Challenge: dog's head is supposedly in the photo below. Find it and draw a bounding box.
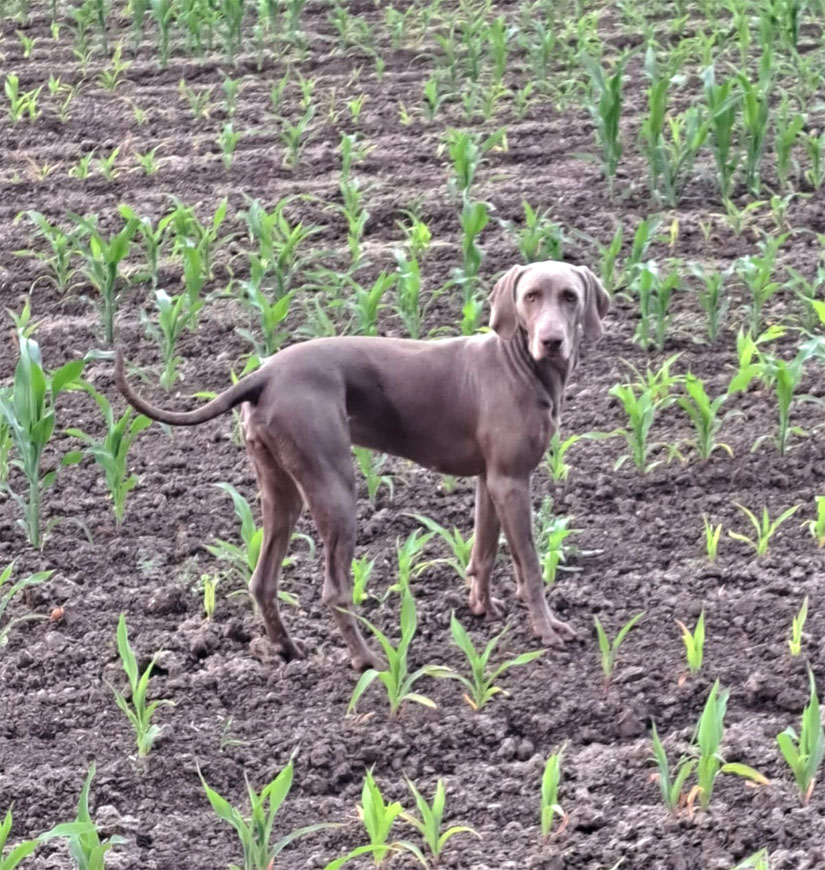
[488,261,610,366]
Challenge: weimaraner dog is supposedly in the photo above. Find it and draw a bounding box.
[116,261,609,670]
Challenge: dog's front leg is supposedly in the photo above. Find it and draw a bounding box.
[485,471,577,648]
[467,475,504,620]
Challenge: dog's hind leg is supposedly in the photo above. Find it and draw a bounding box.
[245,426,305,660]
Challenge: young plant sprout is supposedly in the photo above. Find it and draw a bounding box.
[650,721,696,813]
[776,670,824,805]
[110,613,174,757]
[447,613,543,711]
[594,612,644,691]
[401,778,479,862]
[540,744,567,839]
[728,503,800,558]
[703,514,722,563]
[677,610,705,677]
[348,583,450,716]
[788,597,808,657]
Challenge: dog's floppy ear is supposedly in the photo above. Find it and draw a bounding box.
[488,265,525,339]
[576,266,610,342]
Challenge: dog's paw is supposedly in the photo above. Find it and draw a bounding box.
[277,637,308,662]
[351,649,383,672]
[534,617,577,648]
[468,590,504,620]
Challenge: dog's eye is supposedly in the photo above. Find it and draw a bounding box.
[524,292,538,303]
[563,289,578,304]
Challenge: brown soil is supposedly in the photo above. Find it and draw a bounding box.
[1,2,824,870]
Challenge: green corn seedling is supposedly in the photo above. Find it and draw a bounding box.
[447,613,543,711]
[140,289,190,390]
[331,770,425,869]
[351,555,375,606]
[540,745,566,839]
[179,79,212,119]
[702,65,740,199]
[394,251,427,339]
[218,122,241,169]
[788,597,808,656]
[455,199,491,303]
[618,215,660,293]
[640,47,669,198]
[65,383,151,526]
[14,210,80,293]
[442,127,505,202]
[347,583,451,716]
[609,383,666,473]
[134,146,160,176]
[396,211,431,259]
[116,206,173,290]
[278,105,316,168]
[732,851,770,870]
[804,497,825,548]
[149,0,173,68]
[776,670,824,805]
[0,325,85,547]
[167,195,230,281]
[386,530,434,598]
[676,611,705,676]
[594,612,644,690]
[677,373,734,460]
[689,262,729,343]
[728,330,817,455]
[544,431,598,483]
[775,94,805,190]
[96,146,120,182]
[401,777,478,861]
[694,680,768,809]
[738,53,772,196]
[348,273,396,336]
[0,806,94,869]
[787,258,825,333]
[412,513,473,582]
[803,129,825,190]
[422,75,450,122]
[703,514,722,563]
[111,613,174,757]
[200,754,333,870]
[235,277,292,358]
[590,223,623,295]
[733,235,787,336]
[200,572,220,621]
[70,213,137,345]
[639,48,711,206]
[353,447,394,506]
[632,260,680,351]
[0,409,10,488]
[728,502,800,558]
[650,721,696,813]
[536,497,580,586]
[99,44,130,93]
[507,200,565,263]
[0,561,53,647]
[64,762,126,868]
[239,196,319,301]
[4,73,41,123]
[581,53,626,196]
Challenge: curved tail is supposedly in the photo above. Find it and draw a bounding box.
[114,349,266,426]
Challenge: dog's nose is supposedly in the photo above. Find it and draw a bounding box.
[542,337,563,354]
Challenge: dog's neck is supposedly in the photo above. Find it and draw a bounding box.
[503,328,570,415]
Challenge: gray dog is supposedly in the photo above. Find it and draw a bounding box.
[116,261,609,669]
